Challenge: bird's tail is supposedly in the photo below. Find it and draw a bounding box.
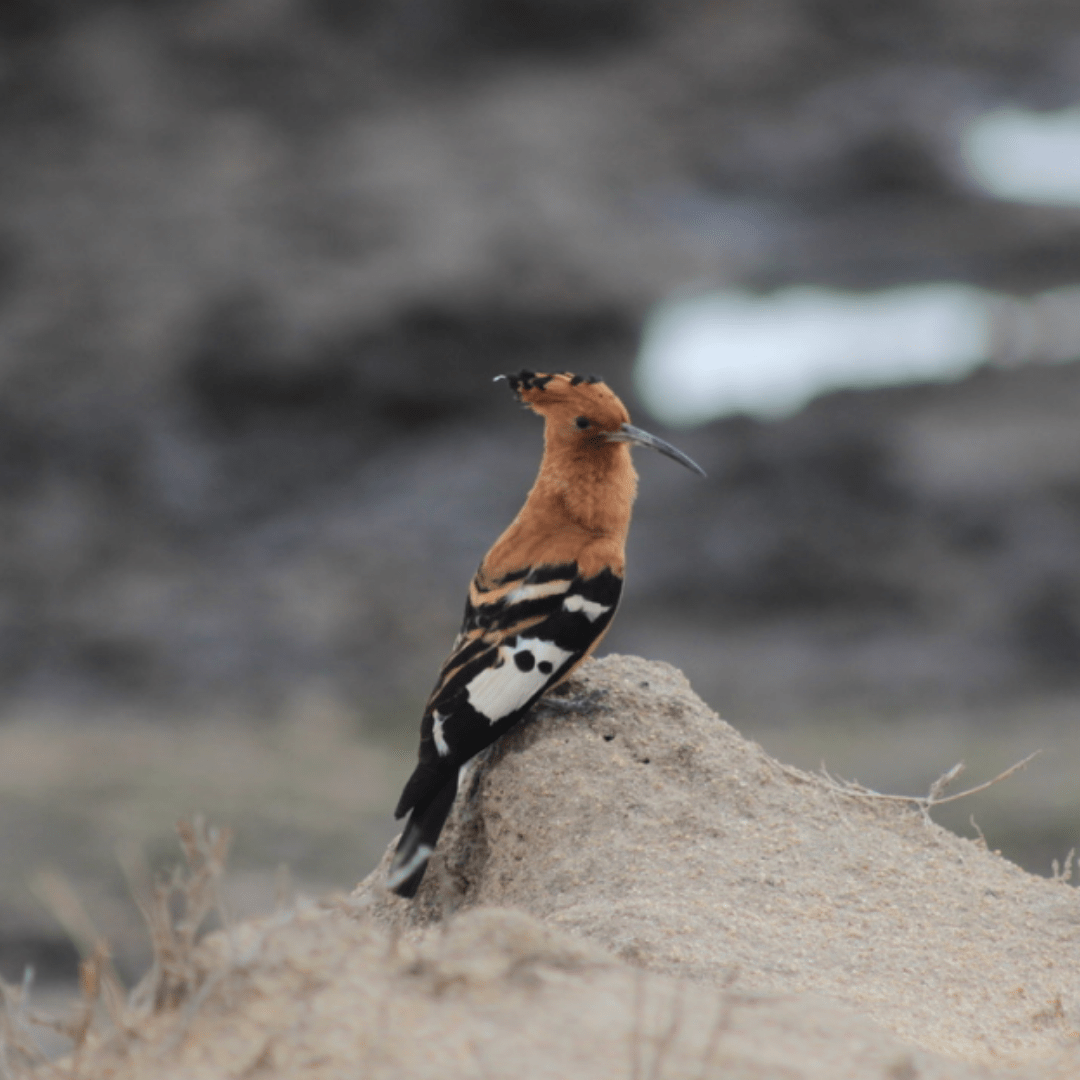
[386,776,458,898]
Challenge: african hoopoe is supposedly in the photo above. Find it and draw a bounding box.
[387,370,705,898]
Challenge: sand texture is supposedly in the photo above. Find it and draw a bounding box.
[24,656,1080,1079]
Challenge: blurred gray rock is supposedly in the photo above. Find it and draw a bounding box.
[1,0,1080,722]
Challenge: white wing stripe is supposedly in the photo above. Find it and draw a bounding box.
[563,594,612,622]
[432,711,450,756]
[507,579,573,604]
[465,637,574,723]
[387,844,433,891]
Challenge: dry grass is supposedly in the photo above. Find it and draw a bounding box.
[122,817,233,1015]
[3,655,1078,1080]
[776,751,1042,824]
[0,817,241,1078]
[750,700,1080,876]
[0,700,407,979]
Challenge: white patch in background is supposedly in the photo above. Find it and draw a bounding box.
[466,637,574,723]
[637,285,991,424]
[563,594,612,622]
[636,283,1080,425]
[964,105,1080,206]
[431,711,450,757]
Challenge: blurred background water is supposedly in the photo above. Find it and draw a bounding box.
[2,0,1080,1000]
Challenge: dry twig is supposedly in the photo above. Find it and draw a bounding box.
[1051,848,1076,884]
[0,967,49,1080]
[780,751,1041,825]
[125,815,233,1015]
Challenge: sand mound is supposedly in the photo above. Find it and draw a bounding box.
[360,656,1080,1066]
[31,903,1012,1080]
[28,656,1080,1079]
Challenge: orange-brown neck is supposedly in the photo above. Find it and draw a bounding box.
[535,429,638,534]
[482,431,638,580]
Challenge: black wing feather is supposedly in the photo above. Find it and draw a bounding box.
[388,563,619,895]
[392,564,621,820]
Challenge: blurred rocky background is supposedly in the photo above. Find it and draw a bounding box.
[2,0,1080,997]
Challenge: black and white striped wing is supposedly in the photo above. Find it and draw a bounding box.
[393,563,621,819]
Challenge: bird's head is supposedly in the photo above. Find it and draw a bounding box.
[495,370,705,476]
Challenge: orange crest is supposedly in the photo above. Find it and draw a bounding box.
[498,371,631,437]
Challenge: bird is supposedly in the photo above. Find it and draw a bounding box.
[387,370,705,898]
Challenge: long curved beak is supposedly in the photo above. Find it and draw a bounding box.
[607,423,706,476]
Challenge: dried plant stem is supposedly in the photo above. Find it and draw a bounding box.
[779,751,1040,824]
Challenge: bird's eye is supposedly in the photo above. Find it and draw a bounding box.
[574,416,591,429]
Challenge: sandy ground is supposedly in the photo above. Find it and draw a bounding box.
[5,655,1079,1079]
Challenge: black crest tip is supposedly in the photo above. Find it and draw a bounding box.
[497,369,552,393]
[496,370,604,394]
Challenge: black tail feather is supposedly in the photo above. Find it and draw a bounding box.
[387,775,459,898]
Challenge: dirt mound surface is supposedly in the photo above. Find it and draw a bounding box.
[26,656,1080,1079]
[358,656,1080,1067]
